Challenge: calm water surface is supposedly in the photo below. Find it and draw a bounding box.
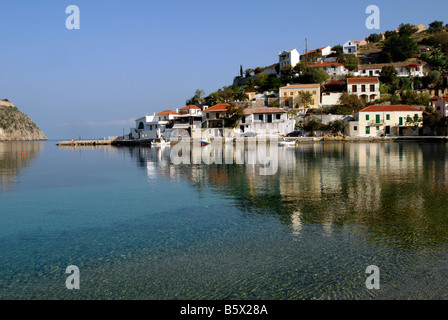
[1,141,448,300]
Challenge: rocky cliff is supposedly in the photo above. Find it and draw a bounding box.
[0,100,47,141]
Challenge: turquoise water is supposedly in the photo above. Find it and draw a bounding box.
[1,141,448,299]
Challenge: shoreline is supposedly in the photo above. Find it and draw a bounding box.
[53,135,448,147]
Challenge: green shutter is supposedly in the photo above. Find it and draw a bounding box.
[376,114,380,123]
[366,114,370,121]
[386,114,390,121]
[366,126,370,134]
[399,117,403,126]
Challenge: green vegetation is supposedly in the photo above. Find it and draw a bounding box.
[0,104,46,140]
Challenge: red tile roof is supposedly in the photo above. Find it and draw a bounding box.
[180,105,201,110]
[156,110,179,116]
[358,105,422,113]
[243,108,286,115]
[205,104,229,112]
[347,77,379,84]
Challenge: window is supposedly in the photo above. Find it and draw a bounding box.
[354,126,358,131]
[386,114,390,121]
[361,85,366,92]
[376,114,380,123]
[370,84,375,92]
[366,126,370,134]
[312,91,316,94]
[149,125,152,130]
[206,113,210,119]
[259,114,264,121]
[216,113,220,119]
[290,92,294,96]
[276,114,281,120]
[366,114,370,121]
[399,117,403,126]
[284,92,287,96]
[376,126,380,131]
[352,85,357,93]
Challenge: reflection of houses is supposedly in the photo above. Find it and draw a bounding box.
[236,107,295,136]
[347,77,380,102]
[345,105,423,137]
[132,110,179,140]
[278,84,321,109]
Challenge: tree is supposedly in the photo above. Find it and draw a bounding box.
[327,120,347,135]
[429,20,444,33]
[240,65,243,77]
[299,92,313,113]
[297,68,329,84]
[339,53,360,71]
[331,45,343,56]
[303,118,323,136]
[367,33,383,43]
[405,113,423,135]
[224,103,244,128]
[382,33,419,62]
[398,23,418,37]
[379,65,398,85]
[427,70,441,87]
[338,92,365,113]
[245,69,254,78]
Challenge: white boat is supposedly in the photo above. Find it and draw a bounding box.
[151,139,171,147]
[278,140,297,147]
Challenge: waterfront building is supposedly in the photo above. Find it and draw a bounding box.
[345,105,423,137]
[133,110,179,140]
[236,107,295,136]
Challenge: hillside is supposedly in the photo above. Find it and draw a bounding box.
[0,100,47,141]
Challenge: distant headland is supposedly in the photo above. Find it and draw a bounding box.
[0,100,47,141]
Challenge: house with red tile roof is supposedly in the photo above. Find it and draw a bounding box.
[347,77,380,102]
[237,107,295,136]
[133,110,180,140]
[346,105,423,137]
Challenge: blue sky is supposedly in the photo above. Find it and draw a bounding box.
[0,0,447,139]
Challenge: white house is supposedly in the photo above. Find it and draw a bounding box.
[308,61,349,77]
[237,107,295,136]
[279,49,301,69]
[347,77,380,102]
[435,96,448,118]
[346,105,423,137]
[395,64,425,77]
[134,110,180,140]
[343,41,357,55]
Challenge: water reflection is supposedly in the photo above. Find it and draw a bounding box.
[0,142,44,191]
[125,142,448,250]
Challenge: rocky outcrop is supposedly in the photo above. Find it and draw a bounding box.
[0,100,47,141]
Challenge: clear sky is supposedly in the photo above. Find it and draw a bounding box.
[1,0,447,139]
